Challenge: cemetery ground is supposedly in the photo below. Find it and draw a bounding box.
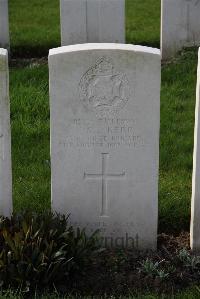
[11,44,195,235]
[9,46,198,299]
[5,0,200,297]
[9,0,160,58]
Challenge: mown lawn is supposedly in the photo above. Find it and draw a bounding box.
[5,0,200,297]
[159,48,197,232]
[9,0,60,57]
[10,61,50,212]
[9,0,160,57]
[126,0,160,47]
[10,48,197,232]
[9,0,194,232]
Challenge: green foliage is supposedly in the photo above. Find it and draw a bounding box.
[177,248,200,271]
[9,0,160,58]
[126,0,160,47]
[138,258,169,281]
[0,212,99,290]
[156,269,169,280]
[178,248,192,264]
[10,63,50,212]
[9,0,60,57]
[6,0,200,297]
[138,249,200,287]
[139,258,161,276]
[159,48,198,232]
[9,1,197,234]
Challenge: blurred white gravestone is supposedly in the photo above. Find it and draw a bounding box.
[161,0,200,60]
[190,48,200,251]
[0,0,9,50]
[49,44,161,249]
[0,49,12,216]
[60,0,125,46]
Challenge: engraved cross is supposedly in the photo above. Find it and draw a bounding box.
[84,153,125,217]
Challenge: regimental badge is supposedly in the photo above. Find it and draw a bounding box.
[79,57,130,117]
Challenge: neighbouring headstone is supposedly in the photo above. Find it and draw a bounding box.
[60,0,125,46]
[0,0,9,50]
[161,0,200,60]
[49,44,161,250]
[191,48,200,251]
[0,49,12,216]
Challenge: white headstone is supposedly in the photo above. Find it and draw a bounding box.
[0,0,9,50]
[49,44,161,250]
[60,0,125,46]
[190,48,200,251]
[161,0,200,60]
[0,49,12,217]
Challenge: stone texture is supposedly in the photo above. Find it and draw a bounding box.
[0,49,12,216]
[161,0,200,60]
[49,44,161,250]
[60,0,125,46]
[0,0,9,50]
[191,48,200,251]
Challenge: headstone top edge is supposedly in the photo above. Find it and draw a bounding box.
[49,43,161,57]
[0,49,8,57]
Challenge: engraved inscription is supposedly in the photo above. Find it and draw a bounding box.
[84,153,125,217]
[79,57,130,117]
[59,118,143,149]
[70,220,135,234]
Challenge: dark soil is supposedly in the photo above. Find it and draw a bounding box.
[10,57,48,68]
[63,232,200,296]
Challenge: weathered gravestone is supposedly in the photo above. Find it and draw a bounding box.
[190,48,200,251]
[0,0,9,50]
[161,0,200,60]
[49,44,161,249]
[60,0,125,46]
[0,49,12,216]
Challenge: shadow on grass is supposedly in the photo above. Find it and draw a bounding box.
[10,43,60,59]
[10,40,161,59]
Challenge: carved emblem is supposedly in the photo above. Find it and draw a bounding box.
[79,57,130,116]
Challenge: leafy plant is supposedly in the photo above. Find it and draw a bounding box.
[138,258,170,281]
[0,211,99,290]
[156,269,169,280]
[178,248,191,264]
[138,258,161,276]
[177,248,200,271]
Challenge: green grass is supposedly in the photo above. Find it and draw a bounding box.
[5,0,200,296]
[8,0,193,232]
[10,48,198,232]
[3,287,200,298]
[10,62,50,212]
[126,0,160,47]
[9,0,60,57]
[9,0,160,57]
[8,0,161,214]
[159,48,198,232]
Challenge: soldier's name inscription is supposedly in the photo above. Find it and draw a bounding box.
[59,118,144,149]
